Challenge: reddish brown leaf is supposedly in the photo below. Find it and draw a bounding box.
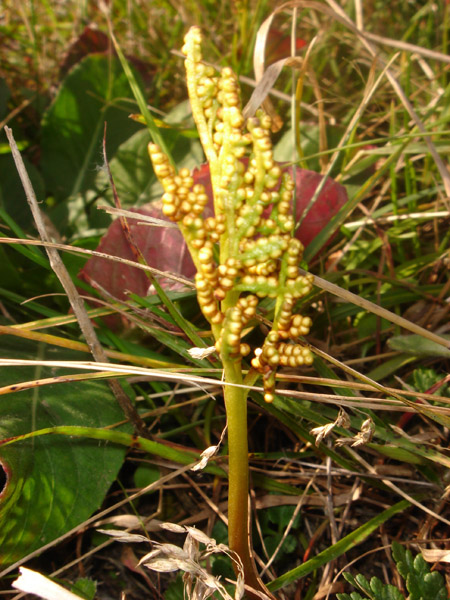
[60,25,155,84]
[78,205,195,302]
[265,28,307,64]
[286,166,348,249]
[60,26,110,76]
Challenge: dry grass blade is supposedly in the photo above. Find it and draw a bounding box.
[98,204,178,228]
[260,480,314,577]
[251,6,293,130]
[309,345,450,426]
[1,358,449,418]
[4,127,148,436]
[362,29,450,65]
[0,324,181,369]
[345,211,450,229]
[3,129,106,361]
[327,53,399,181]
[243,57,298,121]
[345,445,450,527]
[324,0,450,199]
[254,1,450,198]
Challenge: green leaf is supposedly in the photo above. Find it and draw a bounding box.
[108,27,172,161]
[366,354,417,382]
[0,208,49,269]
[95,128,155,207]
[133,463,160,491]
[388,335,450,358]
[368,576,404,600]
[353,573,373,596]
[337,574,367,600]
[70,578,97,600]
[340,572,405,600]
[0,154,45,230]
[0,337,129,567]
[94,103,203,207]
[40,54,142,202]
[392,542,448,600]
[412,368,449,396]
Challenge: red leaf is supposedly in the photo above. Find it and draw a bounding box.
[78,206,195,303]
[265,28,307,64]
[286,166,348,248]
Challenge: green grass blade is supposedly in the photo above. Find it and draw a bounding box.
[267,500,411,591]
[0,425,226,477]
[0,210,49,268]
[105,19,173,164]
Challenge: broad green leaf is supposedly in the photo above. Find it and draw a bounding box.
[95,128,156,207]
[94,102,203,207]
[0,337,129,567]
[365,576,405,600]
[40,54,142,203]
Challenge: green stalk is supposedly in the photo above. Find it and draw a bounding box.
[223,374,250,568]
[223,361,270,598]
[220,333,252,572]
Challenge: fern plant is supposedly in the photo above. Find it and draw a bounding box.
[148,26,314,599]
[337,542,449,600]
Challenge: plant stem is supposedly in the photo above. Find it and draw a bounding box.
[223,361,274,599]
[223,364,248,551]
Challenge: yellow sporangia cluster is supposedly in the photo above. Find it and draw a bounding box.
[148,27,314,402]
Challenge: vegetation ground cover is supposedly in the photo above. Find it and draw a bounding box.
[0,1,449,599]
